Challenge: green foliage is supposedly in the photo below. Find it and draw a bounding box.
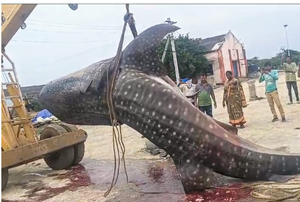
[284,49,300,63]
[157,34,211,80]
[248,49,300,69]
[30,98,43,112]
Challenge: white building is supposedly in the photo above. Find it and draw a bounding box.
[199,31,248,85]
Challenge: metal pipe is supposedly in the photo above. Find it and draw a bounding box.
[284,25,290,57]
[170,37,180,85]
[161,36,170,63]
[2,52,23,99]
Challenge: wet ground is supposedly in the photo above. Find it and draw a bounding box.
[2,158,255,202]
[2,73,300,202]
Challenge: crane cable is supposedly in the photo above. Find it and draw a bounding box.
[104,4,136,197]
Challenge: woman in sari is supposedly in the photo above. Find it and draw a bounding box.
[222,71,247,128]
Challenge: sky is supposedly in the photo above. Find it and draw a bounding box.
[3,4,300,86]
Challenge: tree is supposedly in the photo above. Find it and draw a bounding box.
[247,49,300,69]
[30,98,44,112]
[283,49,300,63]
[157,34,211,80]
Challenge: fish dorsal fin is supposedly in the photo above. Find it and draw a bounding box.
[120,23,180,76]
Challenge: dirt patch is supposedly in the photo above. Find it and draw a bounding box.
[2,164,91,202]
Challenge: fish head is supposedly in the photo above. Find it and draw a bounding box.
[38,57,116,125]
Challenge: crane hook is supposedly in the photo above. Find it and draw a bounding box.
[68,4,78,11]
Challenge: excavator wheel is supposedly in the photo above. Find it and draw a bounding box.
[59,123,85,165]
[2,168,8,191]
[40,124,75,170]
[1,147,8,191]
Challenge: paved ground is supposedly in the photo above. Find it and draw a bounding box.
[2,72,300,202]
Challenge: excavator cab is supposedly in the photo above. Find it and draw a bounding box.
[1,4,87,191]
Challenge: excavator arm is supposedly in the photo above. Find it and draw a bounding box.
[1,4,78,50]
[1,4,36,50]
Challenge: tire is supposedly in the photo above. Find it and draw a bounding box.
[73,143,85,165]
[40,124,75,170]
[59,123,85,165]
[2,168,8,191]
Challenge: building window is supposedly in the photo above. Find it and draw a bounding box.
[207,64,214,76]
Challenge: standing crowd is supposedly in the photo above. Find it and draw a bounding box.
[178,56,300,128]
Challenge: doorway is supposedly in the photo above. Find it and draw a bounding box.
[232,61,239,77]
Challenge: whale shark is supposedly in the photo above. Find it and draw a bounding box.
[39,23,300,193]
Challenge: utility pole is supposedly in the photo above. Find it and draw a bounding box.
[283,24,290,57]
[162,18,181,85]
[161,37,170,63]
[280,46,285,66]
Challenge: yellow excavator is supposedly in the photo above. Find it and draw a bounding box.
[1,4,87,191]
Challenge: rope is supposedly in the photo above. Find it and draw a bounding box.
[103,4,135,197]
[125,4,138,38]
[242,178,300,201]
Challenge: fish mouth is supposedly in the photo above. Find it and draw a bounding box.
[57,113,112,125]
[39,58,114,126]
[39,82,111,125]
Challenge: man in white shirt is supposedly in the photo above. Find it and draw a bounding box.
[178,75,199,105]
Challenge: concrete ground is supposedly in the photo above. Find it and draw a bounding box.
[2,72,300,202]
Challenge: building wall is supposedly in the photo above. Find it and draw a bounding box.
[203,51,219,85]
[220,32,247,78]
[203,32,247,85]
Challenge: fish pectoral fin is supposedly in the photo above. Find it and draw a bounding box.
[268,174,297,183]
[172,157,219,194]
[214,119,238,136]
[79,79,93,94]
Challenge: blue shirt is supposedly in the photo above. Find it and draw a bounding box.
[259,70,278,93]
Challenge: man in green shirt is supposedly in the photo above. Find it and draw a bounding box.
[194,74,217,117]
[283,56,299,104]
[259,62,286,122]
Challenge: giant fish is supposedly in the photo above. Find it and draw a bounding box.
[39,23,300,193]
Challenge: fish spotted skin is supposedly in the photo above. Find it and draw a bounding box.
[113,68,300,192]
[39,23,300,193]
